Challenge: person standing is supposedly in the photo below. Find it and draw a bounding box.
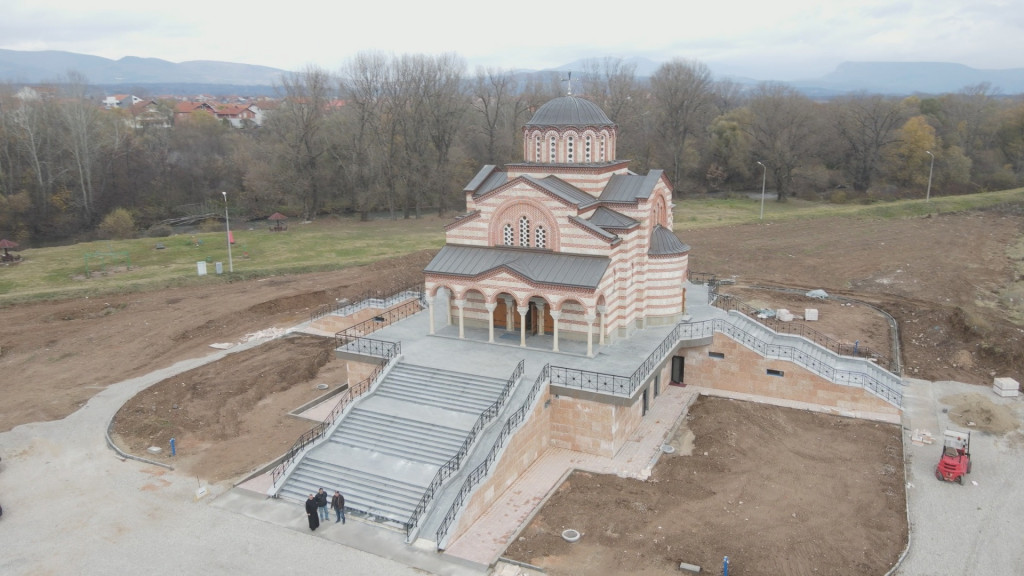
[331,490,346,524]
[316,488,329,521]
[304,494,320,531]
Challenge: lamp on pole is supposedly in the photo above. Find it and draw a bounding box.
[924,150,935,202]
[756,161,767,220]
[222,191,233,273]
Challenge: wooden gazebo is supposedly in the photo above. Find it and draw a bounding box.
[268,213,288,232]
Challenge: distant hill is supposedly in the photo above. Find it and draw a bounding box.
[544,58,1024,97]
[2,49,1022,97]
[789,62,1024,96]
[0,49,287,88]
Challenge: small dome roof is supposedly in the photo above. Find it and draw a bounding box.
[525,96,613,127]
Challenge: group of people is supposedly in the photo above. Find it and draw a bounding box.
[304,488,346,531]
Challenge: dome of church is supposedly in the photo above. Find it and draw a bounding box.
[525,96,613,127]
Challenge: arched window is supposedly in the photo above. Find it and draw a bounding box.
[534,135,541,161]
[549,136,556,162]
[600,135,606,161]
[567,136,574,163]
[503,223,514,246]
[519,216,530,247]
[585,135,592,162]
[535,225,547,249]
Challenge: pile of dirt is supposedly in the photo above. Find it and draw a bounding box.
[504,396,907,576]
[111,334,344,481]
[940,392,1020,435]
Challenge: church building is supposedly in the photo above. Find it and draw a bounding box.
[424,94,690,355]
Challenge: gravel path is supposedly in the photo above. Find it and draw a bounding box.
[896,379,1024,576]
[0,344,439,576]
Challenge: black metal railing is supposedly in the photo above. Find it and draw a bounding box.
[551,316,902,405]
[403,359,526,540]
[715,293,895,372]
[310,283,425,323]
[336,336,402,359]
[334,298,423,347]
[270,339,400,489]
[434,364,550,547]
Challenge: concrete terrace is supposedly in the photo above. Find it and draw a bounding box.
[245,281,901,564]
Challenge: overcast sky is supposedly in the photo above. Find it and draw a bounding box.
[3,0,1022,80]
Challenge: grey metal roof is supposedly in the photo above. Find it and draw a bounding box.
[424,245,610,289]
[599,170,665,203]
[524,176,598,207]
[569,216,618,242]
[524,96,614,127]
[649,225,691,256]
[464,165,499,192]
[466,165,508,197]
[587,206,639,230]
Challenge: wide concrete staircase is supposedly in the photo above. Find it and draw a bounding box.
[276,362,513,529]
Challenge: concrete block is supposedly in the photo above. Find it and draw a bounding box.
[805,308,819,321]
[993,377,1019,391]
[678,561,701,573]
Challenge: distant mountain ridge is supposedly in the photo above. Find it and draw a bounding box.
[1,49,1022,97]
[0,49,287,86]
[790,61,1024,95]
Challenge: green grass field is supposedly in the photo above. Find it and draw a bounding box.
[1,189,1022,306]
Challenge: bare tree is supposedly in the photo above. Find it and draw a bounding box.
[742,83,820,201]
[58,71,100,222]
[11,86,62,230]
[827,94,908,191]
[272,66,336,220]
[470,67,518,165]
[649,59,715,190]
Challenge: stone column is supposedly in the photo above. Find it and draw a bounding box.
[585,312,597,357]
[536,301,546,335]
[517,305,529,347]
[428,300,435,335]
[597,305,607,346]
[504,296,515,331]
[550,310,561,353]
[485,301,497,343]
[455,299,466,339]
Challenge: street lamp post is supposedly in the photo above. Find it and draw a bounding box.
[756,161,767,220]
[925,150,935,202]
[222,191,233,273]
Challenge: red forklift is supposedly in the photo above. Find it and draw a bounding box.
[935,429,972,484]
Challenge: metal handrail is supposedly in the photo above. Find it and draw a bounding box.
[270,339,400,489]
[403,360,526,540]
[550,317,902,405]
[310,283,425,323]
[714,293,895,372]
[334,298,423,347]
[435,364,549,547]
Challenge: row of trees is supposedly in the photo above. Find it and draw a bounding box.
[2,55,1024,243]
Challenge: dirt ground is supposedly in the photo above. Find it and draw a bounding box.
[503,396,907,576]
[1,207,1022,574]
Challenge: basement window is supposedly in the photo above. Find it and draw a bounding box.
[767,369,785,377]
[708,351,725,359]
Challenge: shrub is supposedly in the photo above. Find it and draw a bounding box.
[98,208,136,239]
[146,224,174,238]
[199,218,224,233]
